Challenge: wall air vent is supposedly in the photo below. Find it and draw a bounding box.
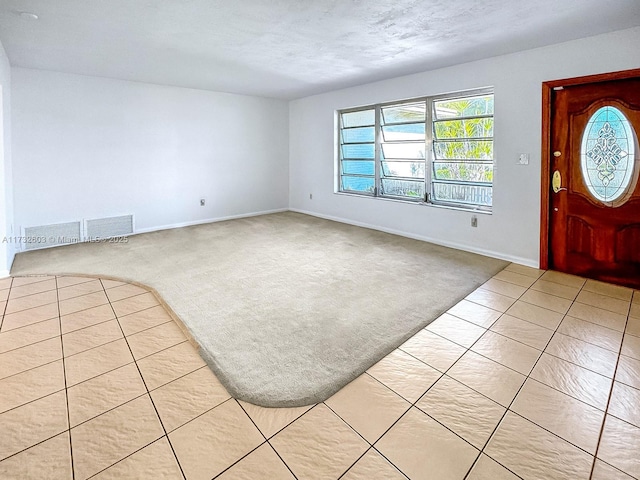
[21,215,134,252]
[23,221,82,251]
[85,215,134,240]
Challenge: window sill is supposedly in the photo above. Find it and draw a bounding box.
[333,191,493,215]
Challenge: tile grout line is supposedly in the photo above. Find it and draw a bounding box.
[0,355,64,383]
[0,387,67,418]
[106,290,156,307]
[4,269,635,478]
[324,287,522,477]
[467,273,622,480]
[420,284,617,438]
[65,335,186,369]
[54,276,76,480]
[335,270,536,479]
[472,268,637,476]
[227,399,301,480]
[0,277,14,331]
[8,284,59,301]
[0,432,67,465]
[55,277,98,289]
[144,363,209,396]
[2,278,53,301]
[457,269,543,479]
[122,325,186,358]
[9,275,56,287]
[61,314,117,335]
[473,290,627,355]
[98,277,189,480]
[587,297,634,480]
[546,318,623,352]
[3,294,60,316]
[363,368,435,405]
[71,391,150,431]
[113,302,167,321]
[496,271,540,287]
[68,363,223,432]
[3,285,152,323]
[119,318,175,339]
[127,338,190,365]
[161,396,234,434]
[426,328,536,377]
[462,269,586,477]
[65,383,228,476]
[6,270,450,476]
[56,289,154,323]
[205,444,273,480]
[59,318,178,362]
[499,270,580,294]
[323,272,533,480]
[64,358,137,390]
[322,400,412,479]
[433,307,624,388]
[1,312,60,333]
[376,375,493,477]
[52,340,202,416]
[537,348,618,383]
[0,320,130,362]
[16,278,196,477]
[353,373,437,479]
[84,437,174,480]
[0,317,63,347]
[512,297,571,316]
[507,268,636,306]
[337,447,410,480]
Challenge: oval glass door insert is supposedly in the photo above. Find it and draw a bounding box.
[580,106,636,205]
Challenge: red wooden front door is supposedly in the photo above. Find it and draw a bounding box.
[549,76,640,288]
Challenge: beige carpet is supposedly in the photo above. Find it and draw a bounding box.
[12,212,508,407]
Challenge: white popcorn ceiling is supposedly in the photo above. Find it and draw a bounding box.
[0,0,638,99]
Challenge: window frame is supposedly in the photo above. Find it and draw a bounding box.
[337,87,494,212]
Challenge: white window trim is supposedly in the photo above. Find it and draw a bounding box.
[336,87,494,212]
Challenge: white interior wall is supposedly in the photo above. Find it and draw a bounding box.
[289,27,640,266]
[0,41,13,275]
[11,69,289,241]
[8,27,640,269]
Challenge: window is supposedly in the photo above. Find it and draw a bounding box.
[580,105,637,206]
[338,89,494,210]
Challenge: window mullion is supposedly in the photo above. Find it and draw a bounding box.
[374,105,382,197]
[337,89,493,209]
[425,97,434,203]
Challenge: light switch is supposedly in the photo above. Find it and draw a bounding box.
[518,153,529,165]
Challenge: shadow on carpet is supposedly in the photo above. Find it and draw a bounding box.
[11,212,508,407]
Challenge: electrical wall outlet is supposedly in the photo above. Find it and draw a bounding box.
[471,215,478,227]
[309,193,313,200]
[200,198,205,206]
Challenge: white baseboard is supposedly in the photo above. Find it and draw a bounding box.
[12,207,539,270]
[134,208,289,235]
[289,208,538,268]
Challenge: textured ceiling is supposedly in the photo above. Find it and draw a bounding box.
[0,0,639,99]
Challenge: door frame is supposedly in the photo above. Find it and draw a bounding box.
[539,67,640,269]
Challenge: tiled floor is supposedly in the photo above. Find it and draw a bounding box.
[0,265,639,479]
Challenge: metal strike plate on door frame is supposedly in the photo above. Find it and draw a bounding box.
[552,170,567,193]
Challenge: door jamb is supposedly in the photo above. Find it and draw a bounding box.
[539,68,640,269]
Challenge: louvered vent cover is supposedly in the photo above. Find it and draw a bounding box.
[23,221,82,251]
[85,215,134,240]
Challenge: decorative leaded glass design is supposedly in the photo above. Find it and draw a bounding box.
[580,106,636,204]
